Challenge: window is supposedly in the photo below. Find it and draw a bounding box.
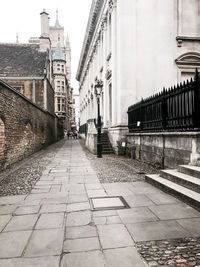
[62,65,64,73]
[57,81,61,92]
[62,81,65,92]
[62,99,65,112]
[57,98,61,111]
[57,64,60,72]
[13,86,23,94]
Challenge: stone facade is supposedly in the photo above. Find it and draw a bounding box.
[0,80,62,171]
[76,0,200,153]
[126,132,200,169]
[38,9,73,132]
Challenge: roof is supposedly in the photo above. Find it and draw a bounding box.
[0,43,47,77]
[55,9,61,27]
[52,42,65,61]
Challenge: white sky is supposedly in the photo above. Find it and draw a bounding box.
[0,0,92,93]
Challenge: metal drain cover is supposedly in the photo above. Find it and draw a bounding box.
[90,196,130,211]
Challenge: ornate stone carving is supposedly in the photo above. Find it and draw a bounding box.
[109,0,114,9]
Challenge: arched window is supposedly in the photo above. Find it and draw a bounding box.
[175,52,200,82]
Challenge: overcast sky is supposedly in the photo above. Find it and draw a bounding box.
[0,0,92,93]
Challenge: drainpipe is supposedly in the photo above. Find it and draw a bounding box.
[33,79,36,103]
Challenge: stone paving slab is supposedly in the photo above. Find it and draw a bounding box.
[85,183,103,190]
[97,224,134,249]
[24,228,64,257]
[14,205,40,215]
[149,203,200,220]
[176,217,200,236]
[65,225,97,239]
[117,207,158,224]
[0,214,11,232]
[68,194,88,203]
[104,247,147,267]
[0,256,60,267]
[40,203,66,213]
[0,205,16,215]
[41,197,67,205]
[35,212,65,229]
[63,236,100,252]
[87,189,107,198]
[67,202,90,212]
[3,214,38,232]
[145,191,180,205]
[123,195,155,207]
[60,250,106,267]
[0,195,25,205]
[66,210,91,227]
[106,189,134,196]
[126,220,190,242]
[0,230,32,258]
[93,210,118,217]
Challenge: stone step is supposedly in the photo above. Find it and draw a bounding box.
[145,174,200,211]
[102,151,114,154]
[102,149,113,152]
[160,169,200,193]
[178,165,200,179]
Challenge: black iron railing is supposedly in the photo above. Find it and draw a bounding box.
[79,123,88,135]
[128,69,200,132]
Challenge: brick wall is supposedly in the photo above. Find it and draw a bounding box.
[3,79,53,113]
[0,80,62,171]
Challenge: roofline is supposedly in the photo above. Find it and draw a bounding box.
[0,77,44,80]
[76,0,105,81]
[40,11,49,15]
[52,59,66,62]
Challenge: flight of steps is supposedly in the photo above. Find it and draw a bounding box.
[101,133,114,154]
[145,165,200,211]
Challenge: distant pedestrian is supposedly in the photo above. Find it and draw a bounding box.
[73,130,78,139]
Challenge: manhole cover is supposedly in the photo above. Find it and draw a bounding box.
[90,196,130,211]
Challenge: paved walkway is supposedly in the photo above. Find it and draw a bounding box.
[0,139,200,267]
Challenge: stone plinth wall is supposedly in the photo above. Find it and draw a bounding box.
[0,80,61,171]
[126,132,200,169]
[85,120,97,154]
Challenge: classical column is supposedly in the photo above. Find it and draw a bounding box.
[110,0,117,126]
[102,15,109,129]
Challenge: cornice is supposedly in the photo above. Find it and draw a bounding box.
[76,0,106,81]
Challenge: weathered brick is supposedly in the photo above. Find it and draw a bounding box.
[0,80,63,171]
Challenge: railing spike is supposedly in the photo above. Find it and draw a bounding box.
[194,68,199,81]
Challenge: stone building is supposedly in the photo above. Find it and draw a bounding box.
[73,93,80,131]
[0,43,54,115]
[36,9,73,131]
[76,0,200,154]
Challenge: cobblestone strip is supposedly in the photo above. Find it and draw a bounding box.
[0,139,65,196]
[79,139,158,183]
[136,237,200,267]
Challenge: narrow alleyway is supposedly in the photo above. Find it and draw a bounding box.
[0,139,199,267]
